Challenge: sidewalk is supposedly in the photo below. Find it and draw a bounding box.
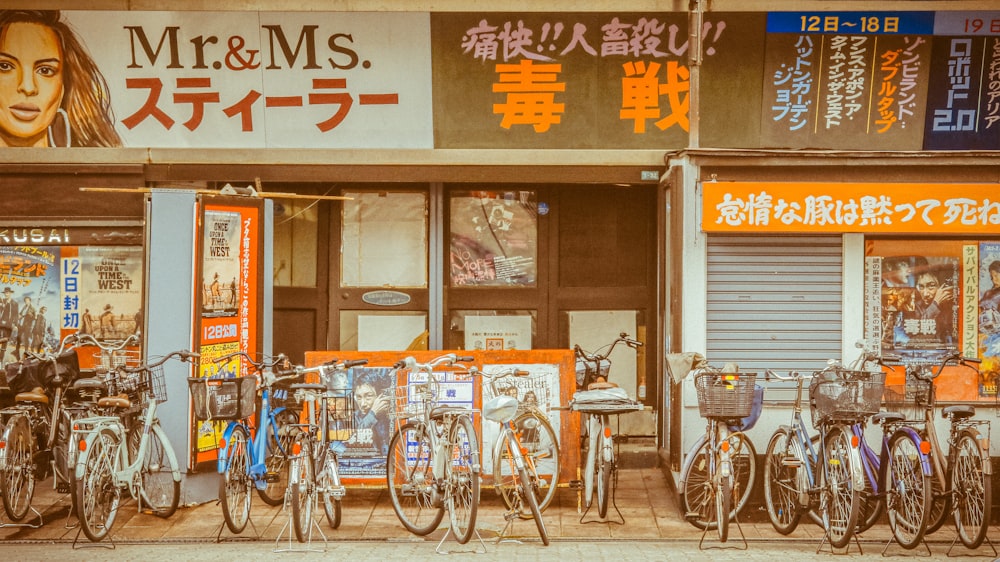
[1,466,998,558]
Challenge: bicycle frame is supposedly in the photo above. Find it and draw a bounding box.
[216,383,290,491]
[855,420,932,502]
[72,396,180,498]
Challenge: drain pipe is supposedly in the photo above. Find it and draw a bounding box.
[688,0,703,149]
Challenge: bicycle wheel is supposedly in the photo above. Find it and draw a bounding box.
[77,429,120,542]
[386,421,444,536]
[855,449,883,534]
[681,431,757,530]
[321,453,342,529]
[511,409,559,511]
[515,437,549,545]
[219,425,252,534]
[134,424,180,517]
[924,467,949,534]
[258,409,298,506]
[763,428,805,534]
[820,424,860,549]
[595,418,612,518]
[886,431,930,549]
[290,433,315,543]
[446,415,480,545]
[715,470,732,542]
[0,415,34,522]
[951,429,991,549]
[494,428,528,517]
[582,416,598,509]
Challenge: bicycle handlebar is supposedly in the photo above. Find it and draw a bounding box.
[573,332,643,361]
[212,350,290,371]
[908,352,981,381]
[124,349,199,373]
[394,353,472,372]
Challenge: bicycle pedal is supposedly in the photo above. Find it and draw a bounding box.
[568,479,582,490]
[264,471,280,483]
[781,457,802,468]
[56,482,70,494]
[684,511,700,521]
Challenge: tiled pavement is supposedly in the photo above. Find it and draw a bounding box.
[1,466,998,558]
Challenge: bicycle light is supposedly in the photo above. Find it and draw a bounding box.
[850,434,859,448]
[0,440,5,450]
[720,440,730,453]
[291,442,301,455]
[78,439,86,452]
[919,441,931,455]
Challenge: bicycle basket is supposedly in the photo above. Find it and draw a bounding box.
[92,349,140,375]
[809,370,885,427]
[116,365,168,404]
[694,371,757,420]
[188,376,256,420]
[394,383,432,419]
[881,374,932,422]
[575,357,610,390]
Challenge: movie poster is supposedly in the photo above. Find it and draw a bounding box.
[978,242,1000,397]
[0,247,61,363]
[77,246,143,341]
[202,210,240,318]
[339,366,395,477]
[880,255,959,357]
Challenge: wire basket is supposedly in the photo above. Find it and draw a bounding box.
[188,376,257,421]
[394,384,430,419]
[809,370,885,427]
[694,371,757,420]
[114,365,168,404]
[881,375,933,422]
[92,349,140,375]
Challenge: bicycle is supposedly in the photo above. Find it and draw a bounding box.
[188,351,306,535]
[885,352,993,552]
[71,348,198,542]
[831,349,933,551]
[477,366,551,545]
[762,362,874,550]
[0,333,90,524]
[385,353,481,546]
[285,357,368,543]
[677,370,761,535]
[681,367,757,544]
[570,333,644,521]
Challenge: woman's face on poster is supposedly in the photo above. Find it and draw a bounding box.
[0,21,65,147]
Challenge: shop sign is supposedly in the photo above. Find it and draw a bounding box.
[362,290,411,306]
[703,182,1000,235]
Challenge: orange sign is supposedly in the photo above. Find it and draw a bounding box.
[702,182,1000,234]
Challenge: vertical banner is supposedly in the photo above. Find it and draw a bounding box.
[978,242,1000,397]
[193,201,262,464]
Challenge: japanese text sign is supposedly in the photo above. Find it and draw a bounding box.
[703,182,1000,234]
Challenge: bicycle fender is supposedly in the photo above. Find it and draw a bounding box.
[150,424,181,480]
[216,422,241,474]
[848,436,865,490]
[893,426,933,476]
[0,414,32,468]
[677,433,709,488]
[966,428,992,475]
[73,424,121,481]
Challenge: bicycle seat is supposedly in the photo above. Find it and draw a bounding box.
[871,411,905,424]
[14,387,47,404]
[97,395,131,409]
[587,380,618,390]
[943,405,975,420]
[72,378,105,392]
[430,405,469,420]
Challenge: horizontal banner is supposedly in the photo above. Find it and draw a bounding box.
[702,181,1000,234]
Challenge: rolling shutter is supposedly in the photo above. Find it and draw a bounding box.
[706,235,843,374]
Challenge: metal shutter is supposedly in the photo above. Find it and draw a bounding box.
[706,235,843,374]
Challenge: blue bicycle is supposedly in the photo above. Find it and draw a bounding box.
[189,351,303,535]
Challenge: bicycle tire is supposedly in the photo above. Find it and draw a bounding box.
[135,424,180,517]
[258,409,298,506]
[582,415,598,509]
[446,415,480,545]
[290,433,314,543]
[716,471,732,542]
[820,424,860,549]
[855,446,883,534]
[596,419,612,518]
[321,453,342,529]
[77,429,121,542]
[219,425,252,534]
[494,427,528,518]
[514,433,549,546]
[681,431,758,530]
[0,414,34,522]
[924,468,949,534]
[386,421,444,536]
[886,430,930,549]
[951,429,990,549]
[763,428,805,535]
[510,409,560,512]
